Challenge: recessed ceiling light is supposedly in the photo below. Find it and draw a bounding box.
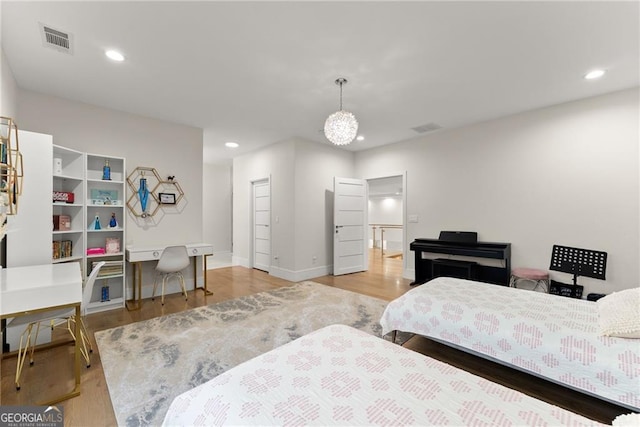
[356,135,365,141]
[584,69,606,80]
[105,50,125,61]
[225,142,239,148]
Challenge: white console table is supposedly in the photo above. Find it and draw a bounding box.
[0,262,83,404]
[125,243,214,310]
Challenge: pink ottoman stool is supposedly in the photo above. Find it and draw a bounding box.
[509,267,549,293]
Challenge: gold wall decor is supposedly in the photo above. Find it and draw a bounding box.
[127,167,187,220]
[126,166,161,218]
[0,116,23,215]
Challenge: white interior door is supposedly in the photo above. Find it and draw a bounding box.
[253,179,270,272]
[333,177,368,275]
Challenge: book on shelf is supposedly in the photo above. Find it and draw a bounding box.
[92,260,124,277]
[53,215,71,231]
[52,240,72,259]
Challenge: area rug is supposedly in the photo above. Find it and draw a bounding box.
[95,281,392,427]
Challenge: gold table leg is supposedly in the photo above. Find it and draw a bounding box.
[37,303,82,405]
[126,261,143,311]
[196,255,213,295]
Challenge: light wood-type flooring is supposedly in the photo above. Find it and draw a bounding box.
[0,250,629,425]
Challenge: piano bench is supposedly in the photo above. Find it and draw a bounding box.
[509,267,549,293]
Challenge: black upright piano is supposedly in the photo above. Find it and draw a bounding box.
[410,231,511,286]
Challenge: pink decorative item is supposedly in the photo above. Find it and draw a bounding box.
[87,247,106,255]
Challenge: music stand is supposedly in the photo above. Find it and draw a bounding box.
[549,245,607,286]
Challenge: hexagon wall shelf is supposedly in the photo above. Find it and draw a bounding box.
[126,166,161,218]
[153,179,184,205]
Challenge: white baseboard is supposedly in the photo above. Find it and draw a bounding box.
[404,268,415,282]
[206,251,233,269]
[269,265,331,282]
[232,255,250,268]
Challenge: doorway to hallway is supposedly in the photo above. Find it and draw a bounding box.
[367,174,405,273]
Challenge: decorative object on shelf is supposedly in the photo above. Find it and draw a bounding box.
[101,285,110,302]
[109,212,118,228]
[87,247,106,255]
[138,172,149,217]
[93,215,102,230]
[102,159,111,180]
[158,192,176,204]
[0,116,24,216]
[126,166,162,218]
[53,190,75,203]
[324,78,359,146]
[153,177,185,206]
[105,237,120,254]
[90,189,119,205]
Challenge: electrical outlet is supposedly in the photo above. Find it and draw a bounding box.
[408,214,419,223]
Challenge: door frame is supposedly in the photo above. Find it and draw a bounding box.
[365,171,408,272]
[249,176,271,272]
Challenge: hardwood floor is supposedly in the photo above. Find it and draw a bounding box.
[1,250,629,425]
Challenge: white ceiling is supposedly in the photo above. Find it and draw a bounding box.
[2,1,638,164]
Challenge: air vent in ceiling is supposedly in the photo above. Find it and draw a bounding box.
[39,23,73,54]
[411,122,442,134]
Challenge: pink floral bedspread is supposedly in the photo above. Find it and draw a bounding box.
[380,277,640,410]
[163,324,604,426]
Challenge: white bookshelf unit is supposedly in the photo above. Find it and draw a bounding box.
[85,153,126,313]
[52,145,85,265]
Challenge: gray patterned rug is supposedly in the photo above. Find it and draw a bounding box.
[95,281,392,427]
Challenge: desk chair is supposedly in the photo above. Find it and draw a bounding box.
[9,261,105,390]
[152,245,190,305]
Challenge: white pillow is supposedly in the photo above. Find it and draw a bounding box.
[613,412,640,426]
[597,287,640,338]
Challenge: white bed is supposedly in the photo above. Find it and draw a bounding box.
[163,324,605,426]
[379,276,640,411]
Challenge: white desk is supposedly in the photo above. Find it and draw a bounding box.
[125,243,213,310]
[0,262,83,404]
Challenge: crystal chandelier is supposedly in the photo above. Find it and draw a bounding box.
[324,78,358,146]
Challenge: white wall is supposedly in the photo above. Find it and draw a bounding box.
[233,138,355,281]
[233,139,295,270]
[203,161,232,262]
[0,47,18,119]
[293,140,354,277]
[17,89,205,295]
[355,88,639,295]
